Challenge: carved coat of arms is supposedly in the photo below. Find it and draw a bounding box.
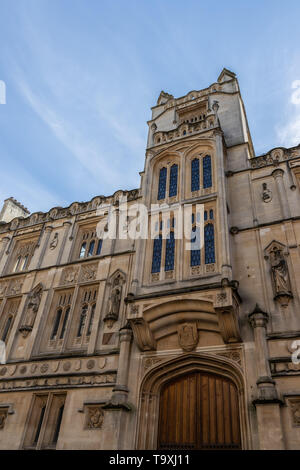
[177,322,198,352]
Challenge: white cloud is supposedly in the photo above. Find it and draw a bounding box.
[276,80,300,148]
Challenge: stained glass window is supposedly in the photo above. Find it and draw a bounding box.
[165,232,175,271]
[151,235,162,273]
[191,158,200,192]
[169,164,178,197]
[209,209,214,220]
[157,167,167,200]
[190,226,201,266]
[203,155,212,188]
[205,223,215,264]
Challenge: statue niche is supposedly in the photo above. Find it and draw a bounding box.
[104,272,125,328]
[265,242,293,307]
[19,283,43,337]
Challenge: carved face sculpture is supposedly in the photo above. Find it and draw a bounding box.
[88,407,104,429]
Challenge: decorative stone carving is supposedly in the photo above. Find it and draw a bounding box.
[165,270,174,280]
[191,266,201,275]
[8,279,23,295]
[49,232,59,249]
[0,408,8,429]
[217,350,242,367]
[288,399,300,426]
[104,272,125,328]
[265,241,293,307]
[214,289,241,343]
[262,182,272,203]
[143,357,164,371]
[177,322,198,352]
[61,266,79,285]
[19,283,43,337]
[130,318,156,351]
[80,263,97,282]
[86,406,104,429]
[130,304,139,315]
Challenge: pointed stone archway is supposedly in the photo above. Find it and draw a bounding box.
[135,353,250,449]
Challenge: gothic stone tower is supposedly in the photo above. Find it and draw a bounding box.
[0,69,300,450]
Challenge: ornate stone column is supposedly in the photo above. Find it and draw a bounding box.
[272,169,290,220]
[248,304,284,449]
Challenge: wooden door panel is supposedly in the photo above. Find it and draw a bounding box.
[158,371,241,450]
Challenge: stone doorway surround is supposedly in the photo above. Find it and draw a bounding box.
[135,352,251,449]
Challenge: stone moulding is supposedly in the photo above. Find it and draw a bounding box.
[0,189,140,234]
[0,372,117,393]
[249,146,300,169]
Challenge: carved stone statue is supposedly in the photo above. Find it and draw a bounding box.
[104,274,124,328]
[50,233,59,250]
[270,247,291,294]
[19,283,43,337]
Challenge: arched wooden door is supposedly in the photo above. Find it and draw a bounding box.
[158,371,241,450]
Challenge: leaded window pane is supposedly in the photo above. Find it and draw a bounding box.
[157,167,167,200]
[151,235,162,273]
[169,164,178,197]
[205,223,215,264]
[203,155,212,188]
[165,232,175,271]
[191,158,200,192]
[190,227,201,267]
[96,239,102,255]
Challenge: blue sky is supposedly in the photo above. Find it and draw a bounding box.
[0,0,300,213]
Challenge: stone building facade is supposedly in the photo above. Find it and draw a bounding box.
[0,68,300,450]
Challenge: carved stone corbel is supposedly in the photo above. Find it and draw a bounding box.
[129,318,156,351]
[214,289,241,343]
